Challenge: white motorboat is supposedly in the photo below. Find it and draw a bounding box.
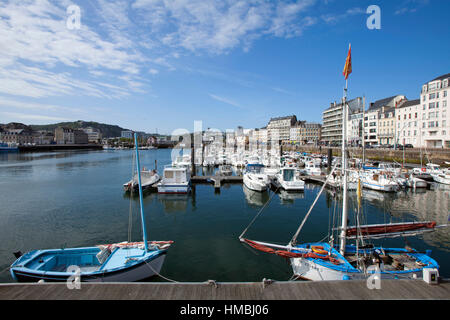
[304,160,322,176]
[157,165,191,194]
[218,164,233,176]
[431,168,450,185]
[361,170,398,192]
[124,168,160,192]
[243,164,270,192]
[398,172,428,189]
[271,167,305,192]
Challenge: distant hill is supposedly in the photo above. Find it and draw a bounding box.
[29,120,130,138]
[0,122,34,132]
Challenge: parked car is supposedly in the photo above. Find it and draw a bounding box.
[404,144,414,149]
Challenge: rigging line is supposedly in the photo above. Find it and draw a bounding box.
[239,186,280,240]
[289,162,339,247]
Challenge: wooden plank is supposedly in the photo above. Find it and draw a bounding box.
[0,280,449,300]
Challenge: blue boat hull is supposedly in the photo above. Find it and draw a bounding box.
[10,246,167,283]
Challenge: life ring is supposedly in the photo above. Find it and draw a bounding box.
[311,246,328,255]
[421,168,426,172]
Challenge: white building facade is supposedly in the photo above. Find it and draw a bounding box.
[420,73,450,148]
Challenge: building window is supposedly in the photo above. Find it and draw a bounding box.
[444,91,448,97]
[429,102,435,109]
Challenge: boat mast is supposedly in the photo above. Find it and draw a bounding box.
[362,95,366,164]
[339,69,350,256]
[134,132,149,252]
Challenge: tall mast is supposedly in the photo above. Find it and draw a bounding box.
[339,43,352,256]
[134,132,149,252]
[339,80,349,255]
[362,95,366,164]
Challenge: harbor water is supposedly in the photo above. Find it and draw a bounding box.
[0,149,449,283]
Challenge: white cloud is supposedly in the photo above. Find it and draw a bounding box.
[133,0,318,54]
[209,94,242,108]
[321,7,365,24]
[0,111,71,122]
[0,0,146,99]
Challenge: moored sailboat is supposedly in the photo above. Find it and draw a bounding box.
[10,133,173,282]
[239,44,445,282]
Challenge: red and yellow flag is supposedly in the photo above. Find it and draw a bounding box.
[343,44,352,80]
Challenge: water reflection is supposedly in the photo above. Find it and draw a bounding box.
[278,189,305,206]
[243,185,270,207]
[158,194,190,213]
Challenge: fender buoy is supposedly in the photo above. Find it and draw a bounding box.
[311,246,328,255]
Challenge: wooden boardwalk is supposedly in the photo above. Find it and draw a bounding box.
[0,280,449,300]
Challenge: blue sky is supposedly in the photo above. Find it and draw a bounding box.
[0,0,449,135]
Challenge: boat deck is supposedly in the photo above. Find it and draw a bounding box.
[0,279,449,300]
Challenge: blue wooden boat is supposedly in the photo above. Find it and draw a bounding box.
[10,133,173,282]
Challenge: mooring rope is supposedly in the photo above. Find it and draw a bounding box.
[0,266,10,274]
[143,259,179,283]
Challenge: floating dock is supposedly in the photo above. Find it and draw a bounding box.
[0,279,448,300]
[192,176,243,189]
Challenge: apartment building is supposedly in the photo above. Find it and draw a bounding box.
[55,127,88,144]
[267,115,297,143]
[322,97,363,146]
[364,95,406,146]
[378,106,396,145]
[395,99,421,147]
[420,73,450,148]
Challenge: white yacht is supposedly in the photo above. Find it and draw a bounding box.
[157,165,191,194]
[243,164,270,192]
[271,167,305,192]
